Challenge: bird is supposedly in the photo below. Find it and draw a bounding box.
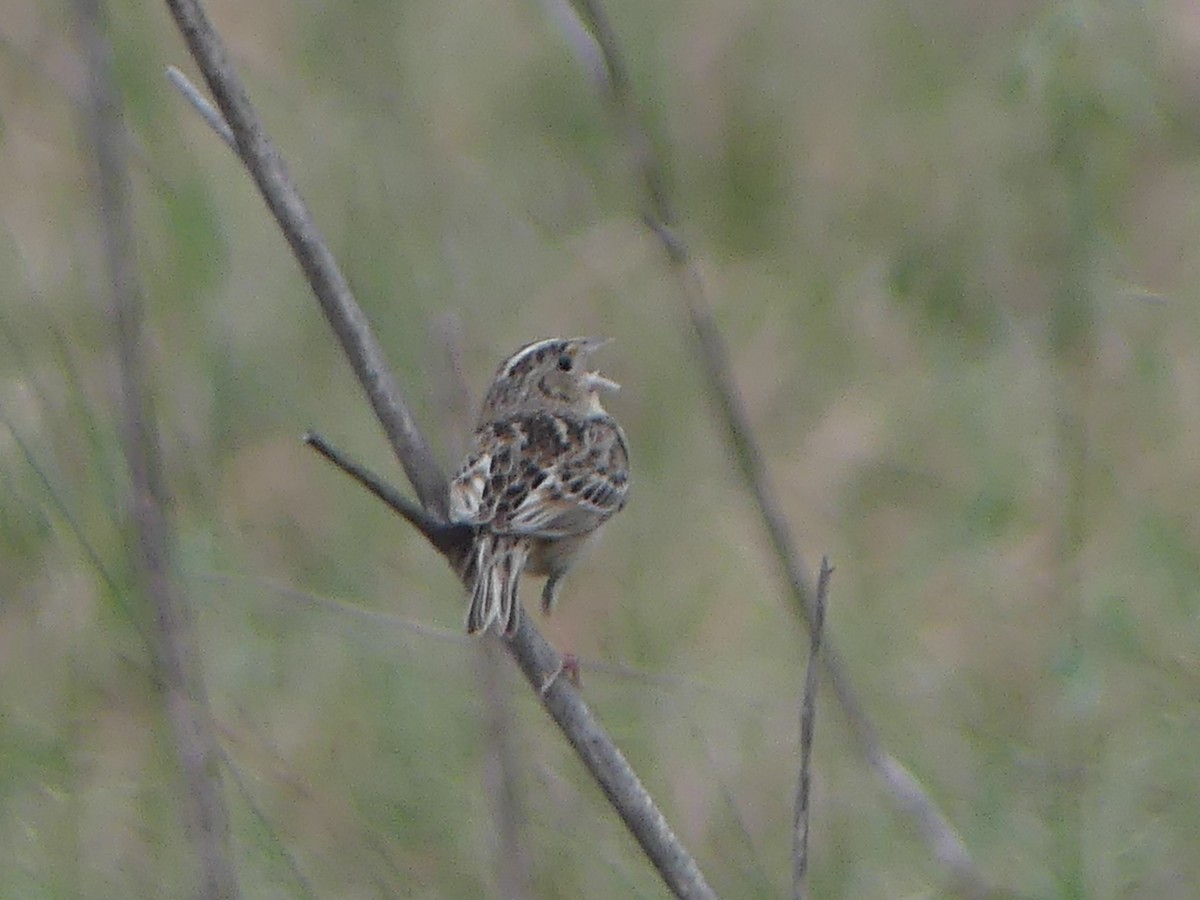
[448,337,630,636]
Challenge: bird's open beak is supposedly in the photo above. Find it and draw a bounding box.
[578,336,613,355]
[585,372,620,393]
[578,337,619,392]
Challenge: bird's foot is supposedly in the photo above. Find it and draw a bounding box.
[537,652,582,696]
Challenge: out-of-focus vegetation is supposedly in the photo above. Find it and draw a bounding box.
[3,0,1200,896]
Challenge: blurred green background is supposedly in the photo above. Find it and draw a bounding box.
[3,0,1200,896]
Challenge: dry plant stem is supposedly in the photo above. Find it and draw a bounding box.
[301,435,715,897]
[200,571,472,645]
[0,407,145,634]
[217,743,318,900]
[562,0,992,896]
[166,64,234,149]
[164,0,448,518]
[436,323,534,898]
[303,431,469,556]
[163,4,716,895]
[508,616,716,899]
[793,559,832,900]
[76,0,239,896]
[478,636,535,900]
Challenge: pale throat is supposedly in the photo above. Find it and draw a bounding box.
[585,391,607,415]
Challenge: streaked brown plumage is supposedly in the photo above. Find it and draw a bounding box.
[449,338,629,636]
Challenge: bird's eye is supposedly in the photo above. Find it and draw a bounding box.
[557,354,574,372]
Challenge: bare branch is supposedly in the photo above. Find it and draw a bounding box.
[303,431,471,559]
[558,0,994,896]
[163,2,716,895]
[299,441,715,895]
[794,559,832,900]
[162,3,448,516]
[508,615,717,899]
[166,65,235,149]
[429,319,536,898]
[478,635,535,900]
[76,0,238,896]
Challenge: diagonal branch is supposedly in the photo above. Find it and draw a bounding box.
[164,0,447,517]
[794,558,832,900]
[432,319,535,899]
[76,0,238,896]
[302,430,470,557]
[162,5,716,896]
[559,0,994,896]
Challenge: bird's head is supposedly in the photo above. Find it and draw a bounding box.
[483,337,619,418]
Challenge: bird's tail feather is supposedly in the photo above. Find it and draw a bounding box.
[465,534,527,636]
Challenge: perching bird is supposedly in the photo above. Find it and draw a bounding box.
[449,337,630,636]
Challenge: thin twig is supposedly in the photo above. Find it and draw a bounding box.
[302,430,471,557]
[558,1,993,896]
[200,570,792,718]
[161,46,448,517]
[0,407,143,634]
[433,320,536,899]
[689,722,775,896]
[216,718,413,893]
[506,613,716,898]
[217,744,319,900]
[196,571,475,644]
[578,658,787,714]
[478,635,535,900]
[794,559,832,900]
[163,4,716,895]
[0,270,119,517]
[166,64,235,149]
[76,0,239,896]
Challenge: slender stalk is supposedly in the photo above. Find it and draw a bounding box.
[162,6,716,895]
[793,559,832,900]
[478,636,535,899]
[165,0,448,517]
[76,0,239,895]
[559,0,993,895]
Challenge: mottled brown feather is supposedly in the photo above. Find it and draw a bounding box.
[449,411,629,634]
[452,412,628,534]
[449,337,629,636]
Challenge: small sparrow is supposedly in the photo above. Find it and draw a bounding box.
[449,337,630,636]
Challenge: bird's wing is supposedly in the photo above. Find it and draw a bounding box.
[449,411,629,539]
